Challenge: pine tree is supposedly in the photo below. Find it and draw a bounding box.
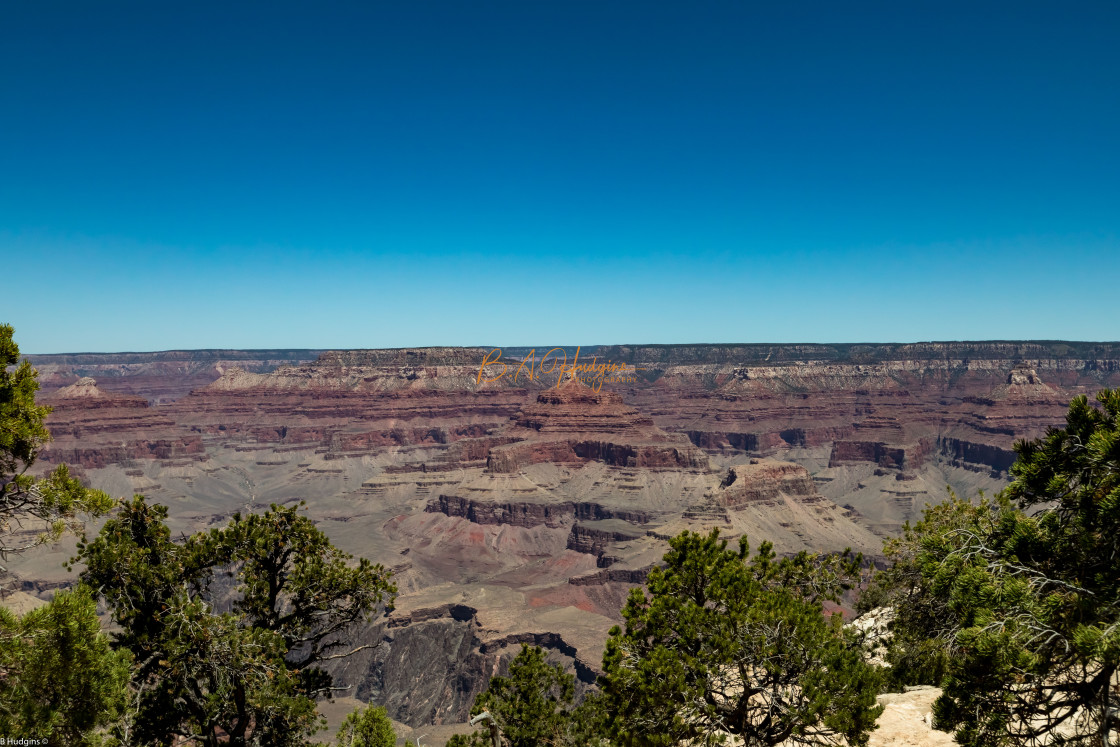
[936,390,1120,747]
[0,323,112,575]
[77,496,397,747]
[335,703,397,747]
[857,488,997,688]
[883,390,1120,747]
[601,529,882,747]
[454,644,578,747]
[0,586,132,744]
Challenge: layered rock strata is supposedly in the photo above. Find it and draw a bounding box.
[15,341,1120,735]
[485,378,709,473]
[28,350,322,403]
[40,379,204,468]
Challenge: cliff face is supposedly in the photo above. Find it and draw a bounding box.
[429,494,574,529]
[485,439,708,472]
[717,461,818,508]
[512,384,655,433]
[163,384,527,471]
[426,495,651,529]
[327,603,598,726]
[202,347,516,394]
[626,355,1112,481]
[566,523,646,565]
[828,439,935,470]
[937,437,1018,475]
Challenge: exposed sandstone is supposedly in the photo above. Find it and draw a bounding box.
[871,687,956,747]
[829,439,934,470]
[513,383,655,434]
[717,460,818,508]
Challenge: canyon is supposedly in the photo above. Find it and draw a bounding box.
[10,341,1120,741]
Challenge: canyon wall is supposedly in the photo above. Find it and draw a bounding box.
[12,341,1120,733]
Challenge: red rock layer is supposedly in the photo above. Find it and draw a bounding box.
[513,383,656,435]
[40,379,204,469]
[828,439,934,470]
[36,346,1120,477]
[484,378,709,473]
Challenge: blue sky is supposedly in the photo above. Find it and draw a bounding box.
[2,1,1117,353]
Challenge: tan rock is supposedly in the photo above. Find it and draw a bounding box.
[871,687,955,747]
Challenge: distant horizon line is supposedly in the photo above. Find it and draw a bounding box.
[22,339,1120,357]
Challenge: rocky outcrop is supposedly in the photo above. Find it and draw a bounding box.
[329,424,494,452]
[478,632,599,685]
[41,441,205,469]
[848,606,896,668]
[572,503,653,523]
[385,603,479,628]
[830,441,907,469]
[342,614,491,725]
[513,384,654,433]
[568,567,652,586]
[828,439,934,470]
[686,430,762,452]
[428,495,574,529]
[716,460,819,508]
[937,437,1018,475]
[17,578,74,595]
[428,496,654,533]
[485,439,707,472]
[328,604,597,727]
[485,441,584,472]
[1001,365,1062,400]
[566,523,646,561]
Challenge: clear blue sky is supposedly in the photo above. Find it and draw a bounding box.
[2,1,1117,353]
